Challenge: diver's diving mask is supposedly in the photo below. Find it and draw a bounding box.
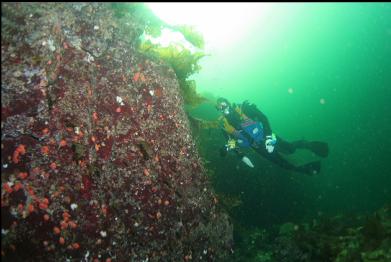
[218,102,230,115]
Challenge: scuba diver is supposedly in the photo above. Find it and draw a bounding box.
[216,97,329,175]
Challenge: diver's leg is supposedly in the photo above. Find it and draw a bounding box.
[276,136,329,158]
[275,136,296,154]
[254,147,321,175]
[290,140,329,158]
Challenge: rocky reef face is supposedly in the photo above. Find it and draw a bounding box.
[230,204,391,262]
[1,3,232,261]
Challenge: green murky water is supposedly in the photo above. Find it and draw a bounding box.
[188,3,391,227]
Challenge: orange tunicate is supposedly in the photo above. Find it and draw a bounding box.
[116,107,121,113]
[143,168,150,176]
[43,214,50,221]
[60,221,68,230]
[12,144,26,163]
[72,243,80,249]
[95,144,100,151]
[42,198,49,205]
[101,205,108,216]
[28,204,35,213]
[39,202,48,210]
[31,167,40,175]
[64,196,71,204]
[13,182,23,191]
[68,221,77,229]
[50,162,57,170]
[213,197,219,204]
[53,227,61,234]
[49,138,56,145]
[106,258,112,262]
[17,204,24,213]
[3,183,13,193]
[59,237,65,245]
[42,128,49,135]
[62,211,71,221]
[156,211,162,220]
[78,160,86,168]
[18,172,28,180]
[164,200,170,206]
[17,144,26,154]
[52,191,60,198]
[155,87,163,97]
[59,140,67,147]
[91,136,96,143]
[27,186,35,196]
[133,72,140,82]
[41,146,49,155]
[93,112,98,121]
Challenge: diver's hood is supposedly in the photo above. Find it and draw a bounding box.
[216,98,231,115]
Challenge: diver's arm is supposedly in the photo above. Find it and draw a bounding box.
[219,129,230,157]
[219,132,255,168]
[221,128,230,140]
[233,148,244,158]
[234,148,254,168]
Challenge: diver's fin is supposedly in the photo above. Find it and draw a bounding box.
[297,160,321,175]
[307,141,329,158]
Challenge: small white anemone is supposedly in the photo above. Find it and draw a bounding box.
[116,96,125,106]
[70,203,78,210]
[48,39,55,52]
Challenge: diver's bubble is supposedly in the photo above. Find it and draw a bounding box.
[288,88,294,94]
[320,98,326,104]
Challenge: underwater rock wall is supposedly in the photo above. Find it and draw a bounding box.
[230,204,391,262]
[1,3,232,261]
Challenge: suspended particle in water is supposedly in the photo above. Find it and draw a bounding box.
[320,98,326,105]
[288,88,294,94]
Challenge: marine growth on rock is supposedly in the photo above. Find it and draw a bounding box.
[1,3,233,261]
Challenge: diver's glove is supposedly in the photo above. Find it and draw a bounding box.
[242,156,254,168]
[226,138,236,150]
[265,133,277,153]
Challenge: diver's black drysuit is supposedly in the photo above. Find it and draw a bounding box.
[220,101,328,175]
